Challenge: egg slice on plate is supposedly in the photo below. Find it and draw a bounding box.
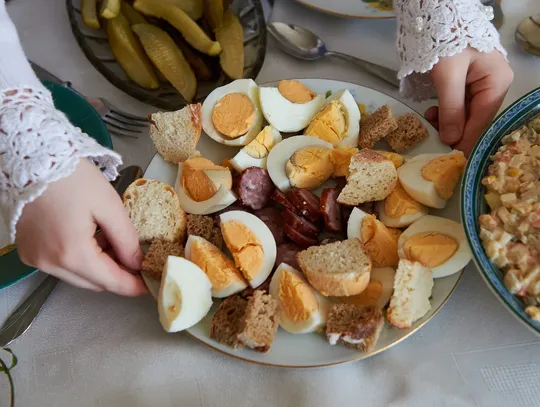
[185,235,248,298]
[375,182,428,228]
[259,80,326,133]
[220,210,277,288]
[398,215,472,278]
[229,125,283,172]
[269,263,330,334]
[339,267,396,309]
[202,79,263,146]
[398,150,466,209]
[158,256,213,333]
[267,135,334,192]
[174,157,237,215]
[305,89,361,148]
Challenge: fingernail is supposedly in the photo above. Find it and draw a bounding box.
[441,125,461,144]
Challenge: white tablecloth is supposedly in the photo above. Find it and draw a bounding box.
[2,1,540,406]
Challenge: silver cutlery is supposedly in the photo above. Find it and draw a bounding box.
[267,22,400,88]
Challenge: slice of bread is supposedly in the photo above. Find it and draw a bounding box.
[326,304,384,353]
[358,105,398,148]
[149,104,202,164]
[142,239,185,280]
[387,259,433,329]
[123,179,187,243]
[187,214,223,250]
[296,239,371,297]
[237,291,279,353]
[337,149,398,205]
[386,113,429,153]
[210,295,248,349]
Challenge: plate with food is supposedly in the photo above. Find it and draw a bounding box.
[462,87,540,335]
[295,0,395,19]
[131,78,471,367]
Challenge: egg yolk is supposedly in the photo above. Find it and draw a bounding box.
[374,150,404,168]
[360,215,399,267]
[331,147,357,178]
[278,80,316,104]
[212,93,255,138]
[421,152,466,200]
[191,240,245,290]
[244,126,277,159]
[340,280,383,307]
[279,270,318,322]
[221,221,264,281]
[305,101,347,146]
[357,103,368,117]
[182,157,228,202]
[285,146,334,190]
[402,232,459,267]
[387,227,402,242]
[384,182,426,218]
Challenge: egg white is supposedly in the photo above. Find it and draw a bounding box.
[266,135,334,192]
[259,86,326,132]
[375,198,428,228]
[398,215,472,278]
[201,79,263,146]
[370,267,396,308]
[322,89,361,148]
[229,126,283,173]
[219,211,277,288]
[347,207,369,240]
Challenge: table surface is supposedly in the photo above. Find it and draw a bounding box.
[2,1,540,406]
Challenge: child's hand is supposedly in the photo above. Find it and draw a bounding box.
[426,47,513,156]
[16,159,148,296]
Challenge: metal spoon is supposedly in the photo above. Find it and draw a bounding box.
[515,14,540,56]
[267,22,400,88]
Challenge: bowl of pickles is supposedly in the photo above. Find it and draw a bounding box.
[67,0,266,110]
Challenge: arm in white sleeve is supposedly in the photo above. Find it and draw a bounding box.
[395,0,506,101]
[0,0,121,243]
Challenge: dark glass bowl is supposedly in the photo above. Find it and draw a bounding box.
[66,0,266,110]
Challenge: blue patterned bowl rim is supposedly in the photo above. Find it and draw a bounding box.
[461,87,540,335]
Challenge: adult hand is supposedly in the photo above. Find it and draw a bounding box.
[425,47,513,156]
[16,159,147,296]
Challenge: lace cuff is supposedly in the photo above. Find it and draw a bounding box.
[0,86,122,243]
[396,0,506,101]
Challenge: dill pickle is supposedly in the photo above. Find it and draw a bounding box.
[101,0,121,19]
[81,0,100,29]
[204,0,224,31]
[177,39,213,80]
[215,11,244,79]
[165,0,203,21]
[121,2,147,25]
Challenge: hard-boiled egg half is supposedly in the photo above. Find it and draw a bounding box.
[375,182,428,228]
[347,207,400,268]
[269,263,330,334]
[397,215,472,278]
[229,125,282,172]
[220,211,277,288]
[259,80,326,133]
[174,157,236,215]
[398,150,466,209]
[202,79,263,146]
[267,135,334,192]
[158,256,213,333]
[185,235,248,298]
[305,89,360,148]
[340,267,395,309]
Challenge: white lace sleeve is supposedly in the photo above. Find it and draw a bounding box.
[395,0,506,101]
[0,86,122,243]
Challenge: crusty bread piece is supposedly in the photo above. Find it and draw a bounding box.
[123,179,187,243]
[142,239,185,280]
[358,105,398,148]
[326,304,384,353]
[210,295,248,349]
[296,239,371,297]
[149,104,202,164]
[337,149,398,205]
[187,214,223,250]
[387,259,433,329]
[386,113,429,153]
[237,291,279,353]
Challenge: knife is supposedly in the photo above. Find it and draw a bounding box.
[0,166,143,348]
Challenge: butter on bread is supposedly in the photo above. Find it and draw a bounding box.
[142,239,185,280]
[358,104,398,149]
[386,113,429,153]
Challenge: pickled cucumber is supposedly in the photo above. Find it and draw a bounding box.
[121,2,147,25]
[132,24,197,101]
[81,0,100,30]
[204,0,224,31]
[101,0,121,19]
[108,14,159,89]
[215,11,243,79]
[134,0,221,56]
[177,39,213,80]
[165,0,203,21]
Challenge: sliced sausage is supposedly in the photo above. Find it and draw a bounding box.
[282,208,319,237]
[254,207,284,245]
[236,167,274,211]
[358,201,375,215]
[341,205,354,232]
[283,223,319,248]
[286,188,322,223]
[276,242,302,269]
[320,188,342,233]
[270,188,298,213]
[238,273,273,298]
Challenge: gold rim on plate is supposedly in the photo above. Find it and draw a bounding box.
[295,0,396,20]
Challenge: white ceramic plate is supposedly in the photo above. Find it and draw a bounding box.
[295,0,395,19]
[144,79,463,368]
